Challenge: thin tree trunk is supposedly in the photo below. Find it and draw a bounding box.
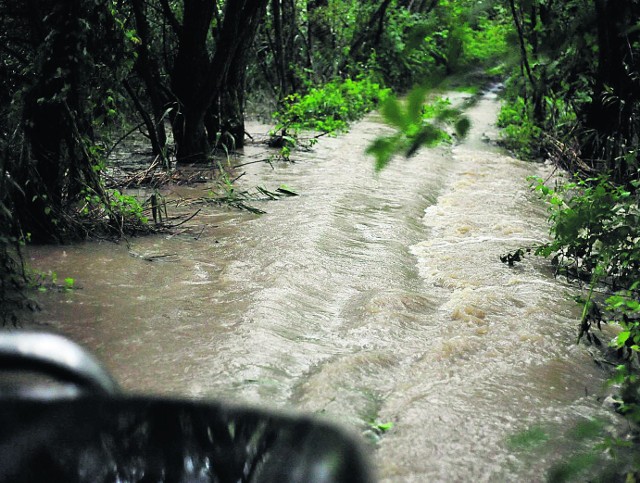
[508,0,535,87]
[18,0,96,240]
[170,0,216,163]
[123,79,168,167]
[341,0,393,71]
[272,0,287,98]
[131,0,168,159]
[585,0,637,175]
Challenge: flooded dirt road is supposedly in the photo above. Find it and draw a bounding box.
[26,89,616,481]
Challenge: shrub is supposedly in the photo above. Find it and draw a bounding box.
[497,96,543,159]
[523,174,640,431]
[272,77,390,135]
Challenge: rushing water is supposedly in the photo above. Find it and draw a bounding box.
[25,90,618,481]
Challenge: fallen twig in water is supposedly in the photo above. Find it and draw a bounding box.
[164,209,201,228]
[233,158,275,169]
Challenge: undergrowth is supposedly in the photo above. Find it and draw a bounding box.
[497,96,543,159]
[496,76,580,164]
[503,173,640,480]
[271,76,390,141]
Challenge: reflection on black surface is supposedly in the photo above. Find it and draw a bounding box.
[0,397,372,482]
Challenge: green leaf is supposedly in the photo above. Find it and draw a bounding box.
[366,135,400,172]
[407,86,428,124]
[616,331,631,347]
[380,97,408,130]
[368,420,394,433]
[374,422,393,432]
[405,125,443,157]
[276,184,298,196]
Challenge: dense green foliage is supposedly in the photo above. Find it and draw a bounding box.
[498,0,640,179]
[497,96,544,159]
[532,177,640,290]
[530,176,640,420]
[5,0,637,477]
[498,1,640,478]
[273,77,390,135]
[361,0,511,169]
[249,0,512,117]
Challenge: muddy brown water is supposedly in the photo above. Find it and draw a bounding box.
[24,90,618,481]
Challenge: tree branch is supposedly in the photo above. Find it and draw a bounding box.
[158,0,181,35]
[508,0,535,86]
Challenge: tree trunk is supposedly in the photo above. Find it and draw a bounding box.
[170,0,216,163]
[218,57,248,149]
[271,0,287,98]
[341,0,393,72]
[130,0,168,160]
[171,0,267,164]
[18,0,94,241]
[283,0,298,93]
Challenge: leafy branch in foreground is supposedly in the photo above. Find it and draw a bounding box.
[509,416,640,483]
[366,85,470,172]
